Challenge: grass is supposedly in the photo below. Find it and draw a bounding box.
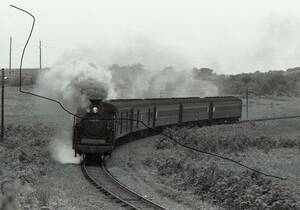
[3,86,71,126]
[0,123,57,210]
[241,96,300,120]
[149,106,300,209]
[159,121,300,153]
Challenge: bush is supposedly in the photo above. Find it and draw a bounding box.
[151,158,299,209]
[158,124,300,153]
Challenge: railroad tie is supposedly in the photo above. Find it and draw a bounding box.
[124,198,141,201]
[121,203,129,207]
[103,192,110,196]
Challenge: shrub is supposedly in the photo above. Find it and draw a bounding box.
[151,158,299,209]
[158,124,300,153]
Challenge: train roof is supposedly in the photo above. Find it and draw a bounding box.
[107,98,178,108]
[106,96,241,108]
[204,96,242,102]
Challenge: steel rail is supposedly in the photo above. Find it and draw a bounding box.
[101,159,167,210]
[81,158,167,210]
[240,115,300,123]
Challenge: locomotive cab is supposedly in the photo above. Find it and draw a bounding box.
[73,99,116,156]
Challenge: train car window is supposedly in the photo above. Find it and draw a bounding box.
[158,110,176,117]
[156,109,180,119]
[184,107,207,113]
[214,105,241,111]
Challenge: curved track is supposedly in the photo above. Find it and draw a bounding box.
[81,158,167,210]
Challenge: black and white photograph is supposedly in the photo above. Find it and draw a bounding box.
[1,1,300,209]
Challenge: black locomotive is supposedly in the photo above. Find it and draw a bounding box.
[72,96,242,156]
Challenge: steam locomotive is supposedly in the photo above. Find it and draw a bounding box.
[72,96,242,156]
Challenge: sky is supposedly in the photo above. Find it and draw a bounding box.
[1,0,300,74]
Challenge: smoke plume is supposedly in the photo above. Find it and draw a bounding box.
[37,57,116,110]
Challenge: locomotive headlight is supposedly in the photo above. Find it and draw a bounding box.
[92,107,99,113]
[86,108,91,113]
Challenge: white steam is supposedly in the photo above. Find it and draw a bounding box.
[109,64,218,98]
[37,58,117,110]
[49,130,82,164]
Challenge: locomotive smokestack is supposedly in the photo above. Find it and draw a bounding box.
[89,99,102,106]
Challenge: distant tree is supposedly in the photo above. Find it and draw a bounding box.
[193,67,214,79]
[241,75,251,84]
[130,63,144,71]
[200,68,214,75]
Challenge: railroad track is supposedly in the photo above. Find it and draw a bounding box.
[81,157,167,210]
[241,115,300,123]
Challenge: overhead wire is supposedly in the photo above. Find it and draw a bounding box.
[10,4,83,118]
[10,4,286,180]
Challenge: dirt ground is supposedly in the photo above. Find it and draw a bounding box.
[1,86,300,209]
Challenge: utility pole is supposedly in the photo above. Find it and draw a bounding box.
[159,90,164,98]
[1,69,4,141]
[246,87,249,119]
[39,40,42,69]
[9,36,12,75]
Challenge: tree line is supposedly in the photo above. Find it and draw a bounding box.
[193,67,300,97]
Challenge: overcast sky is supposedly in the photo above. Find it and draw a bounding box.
[1,0,300,74]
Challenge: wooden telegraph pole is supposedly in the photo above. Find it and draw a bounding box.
[246,87,249,119]
[1,68,4,141]
[39,40,42,69]
[9,36,12,75]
